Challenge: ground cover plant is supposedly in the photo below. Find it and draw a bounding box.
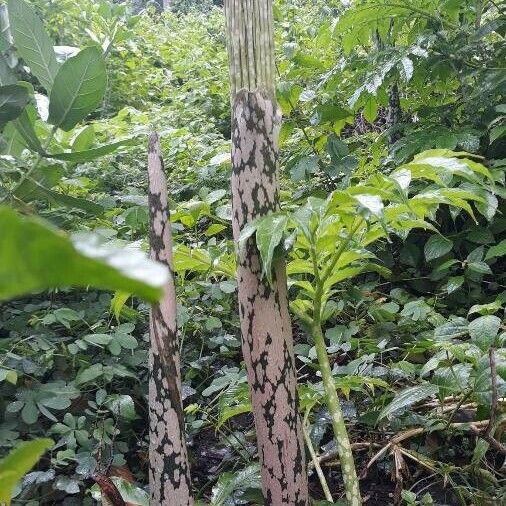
[0,0,504,505]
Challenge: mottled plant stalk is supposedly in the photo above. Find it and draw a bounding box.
[147,132,193,506]
[224,1,309,505]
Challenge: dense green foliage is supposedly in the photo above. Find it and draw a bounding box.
[0,0,504,504]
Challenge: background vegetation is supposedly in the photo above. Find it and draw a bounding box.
[0,0,504,504]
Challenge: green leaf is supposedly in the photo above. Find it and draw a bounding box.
[290,155,319,181]
[21,401,38,424]
[485,239,506,260]
[468,315,501,351]
[0,438,53,505]
[75,364,103,385]
[48,138,136,162]
[363,95,378,123]
[424,235,453,261]
[0,85,29,127]
[11,107,44,153]
[467,261,492,275]
[48,46,106,131]
[277,82,302,115]
[7,0,59,92]
[110,291,131,321]
[445,275,464,294]
[104,395,136,421]
[83,333,112,346]
[71,124,95,151]
[490,124,506,143]
[354,194,383,217]
[433,364,471,397]
[211,463,261,506]
[13,165,104,214]
[255,213,288,283]
[110,477,149,506]
[379,384,438,421]
[0,207,167,302]
[433,317,468,341]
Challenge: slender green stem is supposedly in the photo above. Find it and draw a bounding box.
[303,409,334,503]
[312,319,361,505]
[306,218,363,505]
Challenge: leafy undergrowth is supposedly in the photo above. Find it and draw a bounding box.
[0,0,505,505]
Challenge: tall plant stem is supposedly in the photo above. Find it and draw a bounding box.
[309,221,363,506]
[224,1,309,504]
[147,132,193,505]
[311,316,361,505]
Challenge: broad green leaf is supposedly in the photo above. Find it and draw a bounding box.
[363,95,378,123]
[0,207,167,302]
[409,150,493,183]
[48,138,136,162]
[7,0,58,92]
[0,84,29,127]
[11,106,43,153]
[211,463,261,506]
[277,82,302,115]
[467,261,492,275]
[0,438,53,505]
[104,395,136,420]
[490,124,506,143]
[485,239,506,260]
[111,477,149,506]
[468,315,501,351]
[83,333,112,346]
[424,235,453,261]
[75,364,103,385]
[111,291,131,321]
[290,155,319,181]
[354,194,383,217]
[379,384,438,420]
[445,275,464,294]
[13,165,104,214]
[70,124,95,151]
[468,300,503,316]
[255,213,288,283]
[48,46,106,131]
[433,364,471,397]
[433,317,468,341]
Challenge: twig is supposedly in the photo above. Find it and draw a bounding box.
[303,411,334,503]
[486,348,498,438]
[468,348,506,455]
[366,421,491,472]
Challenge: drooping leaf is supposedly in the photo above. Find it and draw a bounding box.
[379,384,438,421]
[485,239,506,260]
[11,106,44,153]
[13,165,104,214]
[7,0,58,92]
[290,155,319,181]
[0,207,167,302]
[211,463,261,506]
[0,84,29,127]
[48,46,106,131]
[255,213,289,283]
[468,315,501,351]
[433,317,468,341]
[48,138,136,162]
[363,95,378,123]
[424,235,453,261]
[0,438,53,505]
